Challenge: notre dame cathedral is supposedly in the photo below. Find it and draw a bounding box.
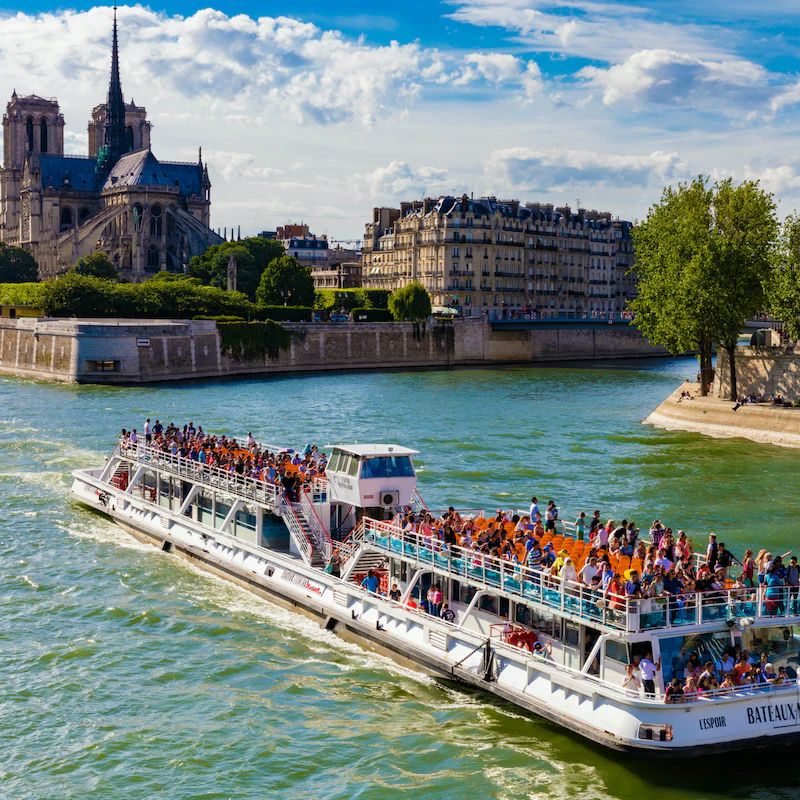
[0,10,222,280]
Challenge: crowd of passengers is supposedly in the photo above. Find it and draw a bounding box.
[119,419,326,500]
[392,498,800,613]
[623,647,799,704]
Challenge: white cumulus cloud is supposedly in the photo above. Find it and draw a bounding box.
[578,49,767,109]
[485,146,687,190]
[355,160,450,200]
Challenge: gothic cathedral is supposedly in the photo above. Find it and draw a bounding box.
[0,9,222,279]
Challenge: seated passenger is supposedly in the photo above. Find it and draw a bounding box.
[664,677,685,703]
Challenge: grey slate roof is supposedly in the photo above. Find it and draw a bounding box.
[39,155,99,192]
[38,149,202,197]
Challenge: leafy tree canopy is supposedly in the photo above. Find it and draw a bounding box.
[188,236,285,300]
[388,281,432,322]
[72,252,117,280]
[0,243,38,283]
[768,214,800,342]
[256,255,315,307]
[630,176,777,397]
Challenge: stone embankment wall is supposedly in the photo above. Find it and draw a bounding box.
[646,381,800,448]
[716,346,800,402]
[0,316,665,384]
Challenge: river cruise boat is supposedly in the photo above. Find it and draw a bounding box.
[71,437,800,755]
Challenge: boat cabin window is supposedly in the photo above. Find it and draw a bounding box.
[658,631,732,684]
[605,639,629,664]
[563,622,580,647]
[328,449,360,476]
[359,456,415,479]
[740,626,800,679]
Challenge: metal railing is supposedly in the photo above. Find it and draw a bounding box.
[120,444,281,509]
[280,496,315,565]
[358,518,800,634]
[361,517,630,632]
[299,485,333,560]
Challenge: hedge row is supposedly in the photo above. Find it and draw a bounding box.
[351,307,393,322]
[314,288,390,311]
[217,321,291,360]
[0,282,46,307]
[1,277,413,324]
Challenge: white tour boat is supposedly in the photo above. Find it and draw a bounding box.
[71,438,800,755]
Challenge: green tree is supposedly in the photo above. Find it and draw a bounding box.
[388,281,432,322]
[256,255,315,306]
[188,237,285,300]
[631,177,778,398]
[768,214,800,342]
[72,252,117,280]
[0,242,38,282]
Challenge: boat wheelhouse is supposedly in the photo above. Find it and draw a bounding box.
[71,437,800,755]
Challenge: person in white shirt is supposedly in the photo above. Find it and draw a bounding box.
[529,496,540,519]
[654,548,674,572]
[622,663,641,693]
[578,557,599,587]
[639,652,661,697]
[560,557,577,585]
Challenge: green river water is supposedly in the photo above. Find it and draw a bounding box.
[2,357,799,799]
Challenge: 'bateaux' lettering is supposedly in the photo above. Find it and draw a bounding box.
[746,702,800,726]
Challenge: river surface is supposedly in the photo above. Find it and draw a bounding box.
[2,357,800,799]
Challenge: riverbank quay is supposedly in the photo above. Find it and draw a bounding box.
[0,316,667,384]
[645,381,800,448]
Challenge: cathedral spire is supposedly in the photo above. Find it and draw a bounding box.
[97,6,127,174]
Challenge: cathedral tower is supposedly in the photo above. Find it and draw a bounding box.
[96,7,130,175]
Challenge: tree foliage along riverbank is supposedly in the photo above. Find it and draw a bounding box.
[0,272,428,324]
[632,177,778,398]
[0,243,38,283]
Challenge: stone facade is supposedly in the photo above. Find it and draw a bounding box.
[362,196,635,316]
[716,347,800,402]
[0,316,664,384]
[0,12,220,279]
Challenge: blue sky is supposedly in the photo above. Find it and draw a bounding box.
[2,1,800,238]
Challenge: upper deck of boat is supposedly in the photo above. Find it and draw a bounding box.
[109,441,800,638]
[355,518,800,637]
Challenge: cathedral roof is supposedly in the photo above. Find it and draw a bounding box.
[39,155,99,192]
[103,148,202,195]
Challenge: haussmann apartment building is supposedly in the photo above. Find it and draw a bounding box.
[361,195,635,316]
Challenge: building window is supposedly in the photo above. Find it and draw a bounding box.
[149,204,163,237]
[59,207,73,231]
[146,245,160,271]
[40,119,48,153]
[26,117,34,151]
[78,207,91,225]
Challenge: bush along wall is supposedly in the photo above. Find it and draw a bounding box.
[314,288,390,311]
[216,321,292,361]
[252,305,313,322]
[351,307,393,322]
